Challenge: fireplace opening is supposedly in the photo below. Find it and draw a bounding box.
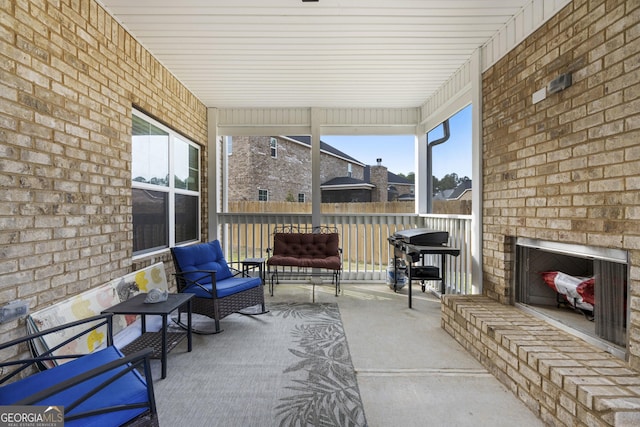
[515,237,628,358]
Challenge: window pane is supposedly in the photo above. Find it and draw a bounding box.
[429,104,472,214]
[270,137,277,158]
[132,115,169,186]
[175,194,198,244]
[132,188,168,253]
[174,137,199,191]
[132,110,201,256]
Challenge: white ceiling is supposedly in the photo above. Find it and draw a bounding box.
[98,0,533,109]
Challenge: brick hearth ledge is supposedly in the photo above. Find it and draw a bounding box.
[442,295,640,426]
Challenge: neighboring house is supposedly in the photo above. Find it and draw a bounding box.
[227,136,365,202]
[432,189,454,200]
[432,180,472,215]
[447,180,472,200]
[322,161,392,203]
[433,180,472,201]
[320,176,375,203]
[228,136,414,203]
[386,171,414,201]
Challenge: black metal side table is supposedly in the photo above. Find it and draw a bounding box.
[241,257,266,283]
[102,292,193,379]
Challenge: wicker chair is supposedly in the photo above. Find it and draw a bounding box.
[171,240,267,334]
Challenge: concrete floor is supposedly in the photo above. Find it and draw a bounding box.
[268,281,545,427]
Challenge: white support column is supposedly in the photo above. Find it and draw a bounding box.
[415,133,428,214]
[470,49,484,293]
[311,108,321,227]
[207,108,219,240]
[222,136,230,215]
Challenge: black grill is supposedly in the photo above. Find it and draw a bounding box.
[388,228,449,246]
[387,228,460,306]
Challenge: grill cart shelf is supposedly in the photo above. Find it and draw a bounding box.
[411,266,441,287]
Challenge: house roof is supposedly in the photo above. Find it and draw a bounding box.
[433,189,455,200]
[397,193,415,201]
[283,136,411,188]
[323,167,413,191]
[388,171,412,185]
[286,136,365,166]
[434,180,472,200]
[321,177,375,190]
[448,180,472,199]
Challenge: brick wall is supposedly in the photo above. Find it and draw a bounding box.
[482,0,640,366]
[0,0,207,340]
[321,150,365,183]
[369,165,388,202]
[227,136,364,201]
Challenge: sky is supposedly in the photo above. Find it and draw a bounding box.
[321,105,473,180]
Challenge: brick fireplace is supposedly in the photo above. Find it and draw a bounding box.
[481,0,640,368]
[442,1,640,424]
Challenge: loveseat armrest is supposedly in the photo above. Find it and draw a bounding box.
[1,347,158,426]
[0,314,158,426]
[1,314,115,382]
[17,348,156,419]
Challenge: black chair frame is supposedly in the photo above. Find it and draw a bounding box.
[0,314,158,426]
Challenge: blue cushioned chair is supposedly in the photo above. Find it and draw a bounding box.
[0,314,157,427]
[171,240,267,334]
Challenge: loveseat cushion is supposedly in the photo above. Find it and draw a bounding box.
[267,254,341,270]
[183,276,262,299]
[173,240,233,283]
[268,233,341,270]
[0,346,149,427]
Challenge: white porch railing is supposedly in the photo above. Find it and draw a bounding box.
[217,213,476,295]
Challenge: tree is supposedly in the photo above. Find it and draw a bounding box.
[397,172,415,183]
[285,191,296,202]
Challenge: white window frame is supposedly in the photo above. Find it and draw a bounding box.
[270,137,277,158]
[298,193,305,203]
[258,189,269,201]
[132,109,201,258]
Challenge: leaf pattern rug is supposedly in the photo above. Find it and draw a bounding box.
[272,303,367,427]
[155,302,367,427]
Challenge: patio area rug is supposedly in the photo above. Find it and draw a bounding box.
[154,303,367,427]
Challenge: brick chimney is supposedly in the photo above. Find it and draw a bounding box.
[369,158,388,202]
